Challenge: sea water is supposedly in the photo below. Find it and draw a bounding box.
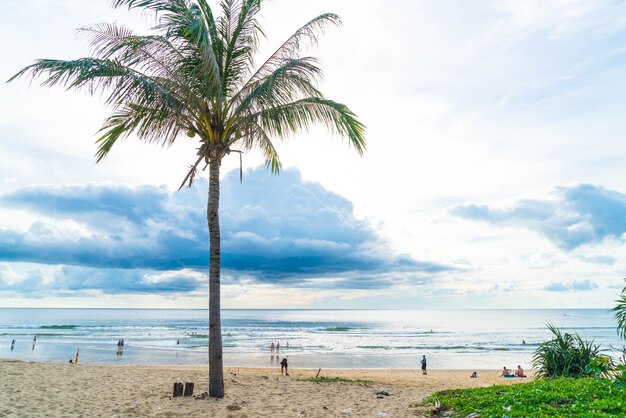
[0,308,622,369]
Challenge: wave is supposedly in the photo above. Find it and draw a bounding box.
[0,332,65,337]
[39,325,80,329]
[357,345,513,351]
[323,327,355,332]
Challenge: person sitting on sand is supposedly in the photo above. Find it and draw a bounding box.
[280,357,289,376]
[500,366,513,377]
[516,365,526,377]
[470,371,477,378]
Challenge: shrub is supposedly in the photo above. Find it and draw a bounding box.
[585,355,614,379]
[532,324,602,379]
[419,377,626,417]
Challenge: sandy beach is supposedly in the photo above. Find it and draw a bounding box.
[0,360,532,417]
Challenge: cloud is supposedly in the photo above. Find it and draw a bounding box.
[51,266,206,294]
[0,264,204,296]
[450,183,626,250]
[577,254,617,265]
[543,279,598,292]
[0,167,453,291]
[0,264,45,293]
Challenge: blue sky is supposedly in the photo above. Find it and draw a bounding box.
[1,0,626,308]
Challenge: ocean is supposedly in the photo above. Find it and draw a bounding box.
[0,308,621,370]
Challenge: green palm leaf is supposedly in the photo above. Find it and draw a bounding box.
[614,279,626,340]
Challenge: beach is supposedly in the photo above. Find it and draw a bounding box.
[0,360,532,417]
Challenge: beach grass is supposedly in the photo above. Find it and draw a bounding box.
[298,376,375,385]
[416,377,626,417]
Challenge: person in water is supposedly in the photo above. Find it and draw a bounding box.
[11,339,15,350]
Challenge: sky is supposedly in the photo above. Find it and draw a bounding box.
[1,0,626,308]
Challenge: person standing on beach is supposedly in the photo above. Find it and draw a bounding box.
[421,355,427,375]
[280,357,289,376]
[276,342,280,351]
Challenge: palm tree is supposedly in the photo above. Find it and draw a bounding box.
[9,0,365,398]
[614,279,626,340]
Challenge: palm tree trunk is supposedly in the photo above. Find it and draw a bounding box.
[208,158,224,398]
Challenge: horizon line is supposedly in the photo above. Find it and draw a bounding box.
[0,307,613,310]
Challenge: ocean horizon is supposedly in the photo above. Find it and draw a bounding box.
[1,308,622,370]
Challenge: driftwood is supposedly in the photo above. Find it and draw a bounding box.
[315,368,321,379]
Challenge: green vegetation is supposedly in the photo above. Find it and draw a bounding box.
[299,376,374,385]
[418,378,626,417]
[532,324,603,379]
[417,283,626,417]
[614,279,626,340]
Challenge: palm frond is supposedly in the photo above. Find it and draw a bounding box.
[112,0,224,101]
[232,57,324,114]
[218,0,263,95]
[78,24,202,101]
[111,0,188,14]
[229,123,280,173]
[10,58,185,111]
[244,13,341,89]
[95,100,189,161]
[249,97,366,154]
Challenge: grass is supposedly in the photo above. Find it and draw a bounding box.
[416,378,626,417]
[299,376,374,385]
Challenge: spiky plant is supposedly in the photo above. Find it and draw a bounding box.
[613,279,626,340]
[9,0,365,397]
[532,324,602,379]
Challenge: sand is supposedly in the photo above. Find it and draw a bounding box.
[0,360,533,417]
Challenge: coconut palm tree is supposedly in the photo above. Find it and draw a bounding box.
[614,279,626,340]
[9,0,365,398]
